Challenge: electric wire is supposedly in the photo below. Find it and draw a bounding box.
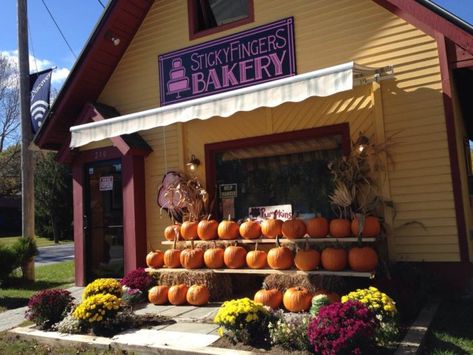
[27,23,38,73]
[97,0,106,9]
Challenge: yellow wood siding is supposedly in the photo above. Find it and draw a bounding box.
[98,0,460,261]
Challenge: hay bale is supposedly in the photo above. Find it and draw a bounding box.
[262,274,353,294]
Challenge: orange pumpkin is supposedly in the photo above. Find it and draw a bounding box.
[329,219,351,238]
[148,285,169,305]
[254,289,283,309]
[197,217,219,240]
[146,250,164,268]
[246,243,267,269]
[306,216,329,238]
[321,247,348,271]
[239,219,261,240]
[261,217,283,238]
[168,284,188,305]
[351,216,381,238]
[218,215,240,240]
[267,237,293,270]
[348,246,378,272]
[180,242,204,269]
[186,284,210,306]
[164,224,181,241]
[181,221,199,240]
[204,243,225,269]
[164,248,181,268]
[283,287,313,312]
[313,289,341,303]
[282,217,307,239]
[223,245,247,269]
[294,240,320,271]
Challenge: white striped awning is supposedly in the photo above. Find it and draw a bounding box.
[69,61,393,148]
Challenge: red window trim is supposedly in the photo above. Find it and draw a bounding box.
[187,0,255,41]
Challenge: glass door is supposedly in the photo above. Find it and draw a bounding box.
[84,160,124,281]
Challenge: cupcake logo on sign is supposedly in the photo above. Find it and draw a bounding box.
[158,17,296,106]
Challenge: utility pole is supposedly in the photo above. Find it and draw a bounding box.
[17,0,35,281]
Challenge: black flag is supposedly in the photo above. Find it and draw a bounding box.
[30,68,53,134]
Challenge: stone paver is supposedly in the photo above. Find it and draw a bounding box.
[178,306,218,322]
[161,322,219,334]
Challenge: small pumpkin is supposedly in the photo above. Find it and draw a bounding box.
[309,294,331,315]
[267,236,294,270]
[283,287,312,312]
[282,217,307,239]
[329,219,351,238]
[223,244,247,269]
[186,284,210,306]
[321,247,348,271]
[261,214,283,238]
[218,215,240,240]
[148,285,169,305]
[313,289,341,303]
[246,242,267,269]
[163,237,181,268]
[164,224,181,241]
[254,288,283,309]
[181,221,199,240]
[180,241,204,269]
[197,216,219,240]
[294,240,320,271]
[168,284,188,305]
[146,250,164,268]
[348,246,378,272]
[204,242,225,269]
[239,219,261,240]
[351,216,381,238]
[306,215,329,238]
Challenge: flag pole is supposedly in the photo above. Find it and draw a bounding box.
[17,0,35,281]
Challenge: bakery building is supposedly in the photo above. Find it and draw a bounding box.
[34,0,473,288]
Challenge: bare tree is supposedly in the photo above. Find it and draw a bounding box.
[0,54,20,153]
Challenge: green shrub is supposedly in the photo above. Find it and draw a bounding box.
[11,237,38,264]
[0,244,20,283]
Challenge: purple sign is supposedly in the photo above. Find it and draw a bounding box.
[158,17,295,106]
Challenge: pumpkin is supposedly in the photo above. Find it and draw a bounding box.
[197,216,218,240]
[283,287,312,312]
[148,285,169,305]
[267,236,294,270]
[313,289,341,303]
[163,237,181,268]
[164,224,181,241]
[180,241,204,269]
[351,216,381,238]
[181,221,199,240]
[329,219,351,238]
[168,284,188,305]
[146,250,164,268]
[294,240,320,271]
[306,215,329,238]
[246,242,267,269]
[204,243,225,269]
[223,244,247,269]
[239,219,261,240]
[218,215,240,240]
[321,247,348,271]
[254,289,282,309]
[348,246,378,272]
[282,217,307,239]
[309,294,331,315]
[261,215,283,238]
[186,284,210,306]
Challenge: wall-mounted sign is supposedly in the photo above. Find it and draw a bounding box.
[159,17,295,106]
[249,204,292,221]
[99,176,114,191]
[219,183,238,199]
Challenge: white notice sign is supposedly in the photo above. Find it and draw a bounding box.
[248,204,292,221]
[99,176,114,191]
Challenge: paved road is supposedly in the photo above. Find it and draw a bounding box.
[35,243,74,266]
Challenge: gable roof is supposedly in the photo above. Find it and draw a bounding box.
[34,0,473,151]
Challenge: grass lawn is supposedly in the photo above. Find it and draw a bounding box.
[0,236,72,248]
[0,260,74,312]
[421,298,473,354]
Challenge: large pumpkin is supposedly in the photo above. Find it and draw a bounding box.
[146,250,164,268]
[306,216,329,238]
[164,224,182,241]
[204,244,225,269]
[254,289,283,309]
[246,243,267,269]
[197,217,219,240]
[239,219,261,240]
[218,215,240,240]
[223,245,247,269]
[181,221,199,240]
[351,216,381,238]
[329,219,351,238]
[261,217,283,238]
[186,284,210,306]
[148,285,169,305]
[282,217,307,239]
[168,284,188,305]
[267,237,293,270]
[180,242,204,269]
[321,247,348,271]
[348,246,378,272]
[283,287,312,312]
[294,241,320,271]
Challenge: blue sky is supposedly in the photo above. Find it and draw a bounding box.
[0,1,471,90]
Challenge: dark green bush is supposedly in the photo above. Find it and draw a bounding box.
[0,244,20,283]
